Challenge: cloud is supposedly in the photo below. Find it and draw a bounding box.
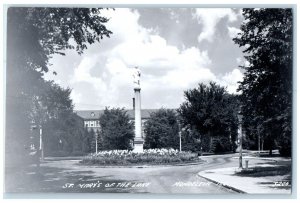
[217,68,244,93]
[63,8,244,109]
[194,8,238,43]
[70,90,82,104]
[228,26,241,38]
[156,47,214,89]
[71,55,107,93]
[236,57,250,68]
[75,9,215,106]
[236,57,242,64]
[101,8,152,44]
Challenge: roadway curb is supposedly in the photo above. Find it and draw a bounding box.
[77,160,207,168]
[74,159,207,168]
[197,172,246,194]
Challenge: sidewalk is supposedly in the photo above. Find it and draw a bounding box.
[198,159,291,194]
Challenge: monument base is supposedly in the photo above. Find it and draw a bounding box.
[133,138,144,153]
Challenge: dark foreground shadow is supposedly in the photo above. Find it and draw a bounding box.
[233,160,291,190]
[5,163,141,193]
[234,160,291,178]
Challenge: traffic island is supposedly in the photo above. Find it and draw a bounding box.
[80,148,201,166]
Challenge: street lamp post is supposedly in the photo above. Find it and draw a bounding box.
[59,139,62,150]
[95,133,98,154]
[237,109,243,169]
[177,119,182,152]
[39,125,44,161]
[179,128,182,152]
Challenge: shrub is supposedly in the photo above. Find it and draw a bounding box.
[278,135,291,157]
[279,144,291,157]
[70,150,88,156]
[47,150,70,157]
[81,148,199,165]
[210,137,232,153]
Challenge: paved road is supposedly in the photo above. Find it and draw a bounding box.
[6,154,245,194]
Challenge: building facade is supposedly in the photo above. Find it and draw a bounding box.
[74,109,158,137]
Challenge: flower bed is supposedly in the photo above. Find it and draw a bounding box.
[81,148,200,166]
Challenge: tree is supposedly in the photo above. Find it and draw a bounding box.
[99,108,134,150]
[178,82,239,153]
[28,80,87,157]
[88,128,97,152]
[180,126,202,153]
[6,7,112,163]
[233,9,293,156]
[7,7,112,72]
[144,109,179,149]
[82,127,93,153]
[43,113,86,156]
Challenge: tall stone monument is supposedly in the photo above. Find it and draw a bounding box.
[132,66,144,153]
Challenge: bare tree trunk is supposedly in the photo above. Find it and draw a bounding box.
[258,134,260,152]
[269,143,273,155]
[199,134,202,156]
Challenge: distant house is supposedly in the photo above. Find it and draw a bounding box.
[74,109,158,137]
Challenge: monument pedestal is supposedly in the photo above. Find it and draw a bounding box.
[133,87,144,153]
[133,137,144,153]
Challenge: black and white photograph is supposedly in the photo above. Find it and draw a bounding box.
[3,4,295,197]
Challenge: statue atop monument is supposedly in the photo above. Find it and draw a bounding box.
[132,66,141,88]
[132,66,143,152]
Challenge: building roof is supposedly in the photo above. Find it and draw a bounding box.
[74,109,159,120]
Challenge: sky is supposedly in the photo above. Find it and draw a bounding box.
[44,8,247,110]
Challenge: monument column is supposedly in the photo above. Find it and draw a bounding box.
[133,87,144,152]
[132,66,144,153]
